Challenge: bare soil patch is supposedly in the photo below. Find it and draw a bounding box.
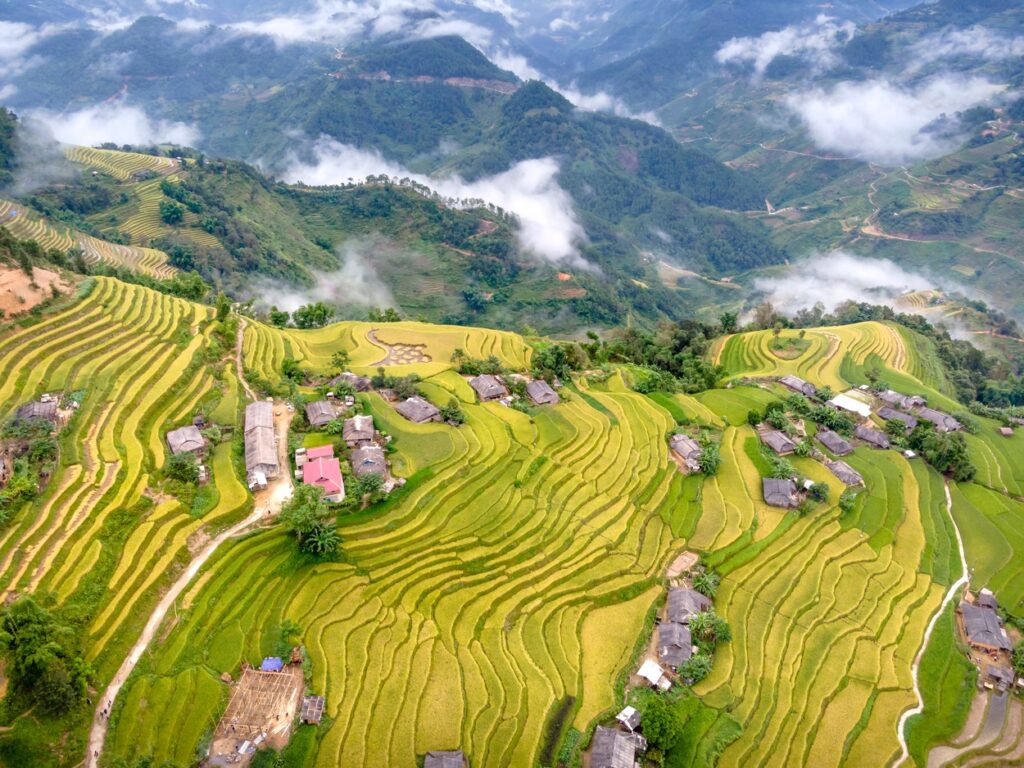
[209,666,305,765]
[0,266,71,317]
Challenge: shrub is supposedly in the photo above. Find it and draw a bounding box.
[698,433,721,476]
[808,482,830,503]
[166,452,199,484]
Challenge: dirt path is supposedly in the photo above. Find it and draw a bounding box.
[236,316,258,402]
[892,480,969,767]
[87,314,292,767]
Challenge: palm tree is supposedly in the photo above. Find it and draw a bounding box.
[303,522,340,556]
[688,611,713,641]
[692,570,719,598]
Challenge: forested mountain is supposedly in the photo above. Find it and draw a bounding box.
[0,24,791,330]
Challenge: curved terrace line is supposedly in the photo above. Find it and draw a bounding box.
[892,480,969,768]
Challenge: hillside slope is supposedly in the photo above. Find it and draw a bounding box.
[0,280,1018,766]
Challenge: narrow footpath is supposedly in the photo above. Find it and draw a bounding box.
[85,316,292,767]
[892,481,969,767]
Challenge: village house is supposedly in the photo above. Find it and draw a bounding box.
[343,414,375,448]
[915,407,962,433]
[469,374,508,402]
[670,434,703,472]
[395,396,442,423]
[244,401,279,486]
[816,429,852,456]
[877,389,925,410]
[666,587,711,624]
[760,429,796,456]
[779,375,816,397]
[305,400,337,429]
[329,371,371,392]
[855,425,890,449]
[165,424,207,459]
[763,477,798,508]
[300,695,325,725]
[877,407,918,431]
[302,445,345,503]
[977,588,999,611]
[526,379,560,405]
[637,659,672,690]
[591,726,647,768]
[958,601,1011,652]
[616,706,641,732]
[827,392,872,420]
[16,399,59,424]
[826,460,863,486]
[658,622,693,669]
[351,444,388,477]
[424,750,467,768]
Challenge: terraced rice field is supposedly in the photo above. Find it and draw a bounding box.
[715,321,911,390]
[244,318,532,382]
[64,145,179,181]
[0,197,175,278]
[0,198,76,252]
[696,447,948,768]
[111,175,220,250]
[107,371,685,766]
[3,295,1017,767]
[0,277,246,720]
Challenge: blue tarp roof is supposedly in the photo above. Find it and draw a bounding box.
[260,657,284,672]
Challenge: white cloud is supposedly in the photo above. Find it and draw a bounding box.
[490,50,660,124]
[910,25,1024,67]
[0,84,17,101]
[255,238,396,312]
[410,17,493,47]
[754,252,935,314]
[224,0,430,46]
[27,104,200,147]
[283,137,588,267]
[785,76,1004,165]
[716,15,855,77]
[0,21,70,76]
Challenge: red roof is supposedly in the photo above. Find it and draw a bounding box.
[306,444,335,459]
[302,456,343,496]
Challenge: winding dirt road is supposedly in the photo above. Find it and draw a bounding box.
[892,481,969,768]
[85,316,292,767]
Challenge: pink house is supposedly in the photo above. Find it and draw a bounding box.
[302,448,345,503]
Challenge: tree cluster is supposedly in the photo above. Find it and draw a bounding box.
[279,485,341,557]
[0,597,90,716]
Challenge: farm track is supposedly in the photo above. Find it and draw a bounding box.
[893,482,969,768]
[86,304,292,767]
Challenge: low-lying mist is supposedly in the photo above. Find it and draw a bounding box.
[282,137,589,269]
[753,252,937,315]
[251,238,395,315]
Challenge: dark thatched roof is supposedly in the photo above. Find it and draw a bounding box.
[395,396,440,423]
[826,460,863,486]
[761,430,796,455]
[855,425,890,449]
[424,751,466,768]
[666,588,711,624]
[959,602,1010,650]
[305,400,336,428]
[816,429,852,456]
[591,726,636,768]
[763,477,797,508]
[469,374,508,401]
[166,425,205,455]
[658,621,693,668]
[526,379,559,405]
